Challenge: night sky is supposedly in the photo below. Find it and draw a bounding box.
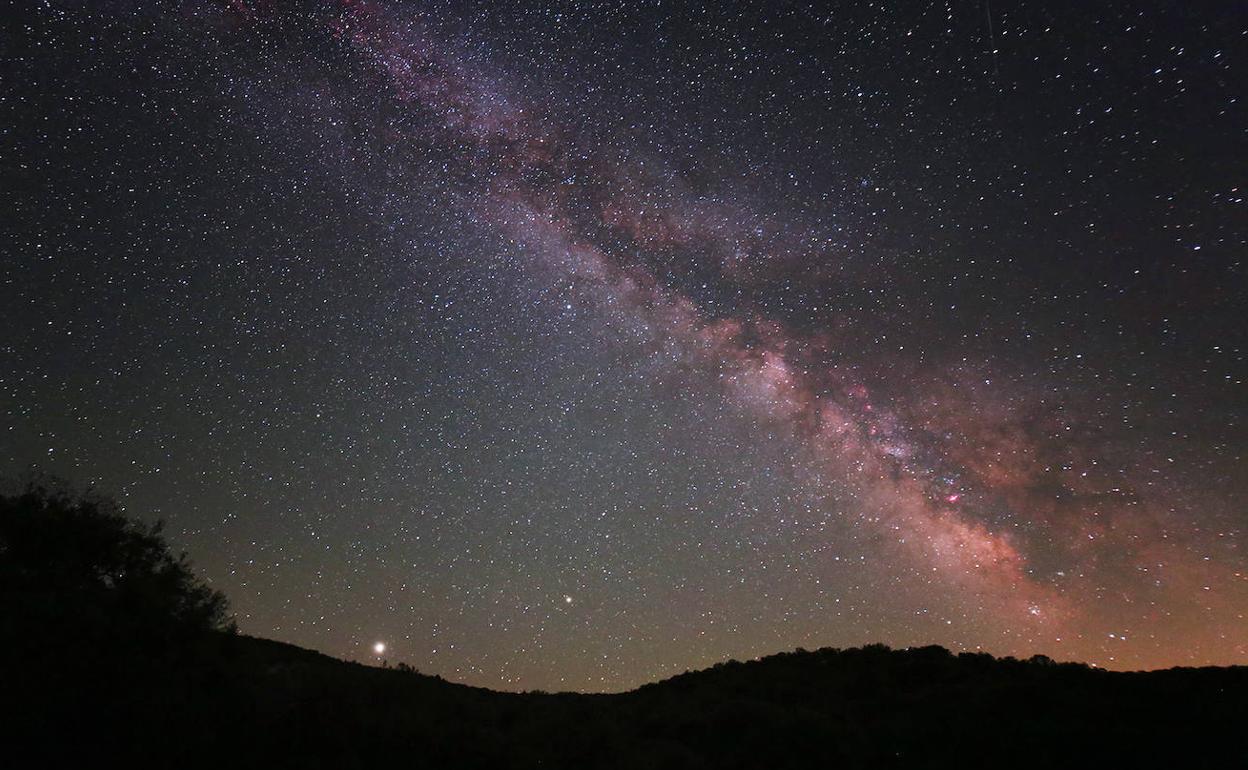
[4,1,1246,692]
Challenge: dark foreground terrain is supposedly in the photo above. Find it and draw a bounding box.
[7,633,1248,769]
[3,482,1245,768]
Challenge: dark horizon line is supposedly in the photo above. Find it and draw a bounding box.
[250,632,1248,696]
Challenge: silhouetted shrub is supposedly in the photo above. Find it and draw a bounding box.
[0,476,233,650]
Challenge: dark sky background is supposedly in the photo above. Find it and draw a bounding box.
[3,0,1245,692]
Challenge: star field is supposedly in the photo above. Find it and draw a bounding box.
[3,0,1246,691]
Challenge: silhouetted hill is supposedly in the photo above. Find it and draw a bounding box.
[4,483,1244,768]
[8,633,1246,769]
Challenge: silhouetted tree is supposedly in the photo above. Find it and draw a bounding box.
[0,476,232,654]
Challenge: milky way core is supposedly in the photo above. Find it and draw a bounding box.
[4,1,1245,691]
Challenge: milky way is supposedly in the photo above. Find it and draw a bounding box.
[4,1,1246,690]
